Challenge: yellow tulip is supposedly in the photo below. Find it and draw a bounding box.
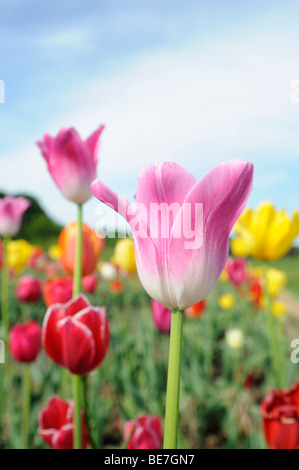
[266,268,287,298]
[48,244,61,260]
[218,293,235,310]
[271,300,287,318]
[112,238,136,274]
[231,202,299,261]
[7,239,33,274]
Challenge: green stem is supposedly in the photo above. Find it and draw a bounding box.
[1,237,10,346]
[73,204,83,296]
[72,204,84,449]
[82,375,97,449]
[263,266,284,389]
[72,374,82,449]
[163,309,184,449]
[22,364,31,449]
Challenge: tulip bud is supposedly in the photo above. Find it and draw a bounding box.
[124,414,163,449]
[38,395,89,449]
[82,273,97,294]
[43,277,73,307]
[151,300,171,334]
[59,222,103,277]
[0,197,30,238]
[15,275,42,303]
[9,320,41,363]
[42,294,110,375]
[112,238,136,274]
[261,382,299,449]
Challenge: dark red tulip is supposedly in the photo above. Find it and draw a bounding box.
[42,294,110,375]
[15,275,42,303]
[38,395,89,449]
[124,414,163,449]
[261,381,299,449]
[9,320,41,363]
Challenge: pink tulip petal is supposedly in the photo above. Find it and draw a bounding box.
[85,125,105,166]
[166,159,254,309]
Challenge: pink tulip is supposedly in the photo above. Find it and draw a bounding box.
[91,159,253,310]
[15,275,42,303]
[37,126,104,204]
[9,320,41,363]
[124,414,163,449]
[151,300,171,334]
[82,273,98,294]
[0,196,30,237]
[225,257,247,286]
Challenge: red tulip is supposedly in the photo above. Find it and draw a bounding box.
[38,395,89,449]
[15,275,42,303]
[124,414,163,449]
[43,277,73,307]
[185,299,206,319]
[109,279,123,294]
[27,245,44,269]
[225,257,247,286]
[82,273,97,294]
[151,300,171,334]
[59,222,102,277]
[9,320,41,363]
[249,279,263,306]
[42,294,110,375]
[261,381,299,449]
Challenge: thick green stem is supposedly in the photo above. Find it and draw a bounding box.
[163,309,184,449]
[22,364,31,449]
[72,204,83,449]
[72,374,82,450]
[73,204,83,296]
[1,237,10,345]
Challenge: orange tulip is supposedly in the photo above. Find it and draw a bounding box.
[58,222,103,277]
[185,300,206,319]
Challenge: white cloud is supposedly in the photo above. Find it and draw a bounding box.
[1,21,299,231]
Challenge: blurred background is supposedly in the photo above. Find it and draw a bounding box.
[0,0,299,235]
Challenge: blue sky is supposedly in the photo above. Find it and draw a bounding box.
[0,0,299,237]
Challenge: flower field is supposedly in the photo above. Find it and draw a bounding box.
[0,148,298,450]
